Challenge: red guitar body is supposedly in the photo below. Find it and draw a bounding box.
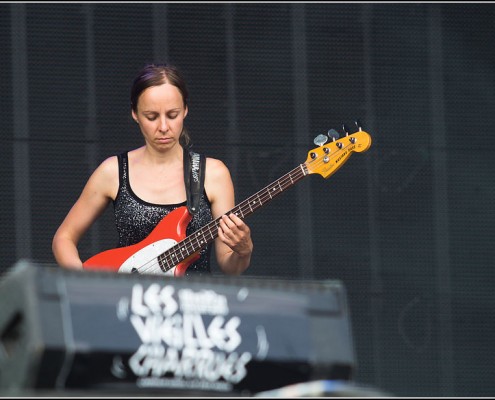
[83,206,198,276]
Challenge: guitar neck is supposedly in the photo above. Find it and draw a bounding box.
[159,163,309,270]
[228,163,308,220]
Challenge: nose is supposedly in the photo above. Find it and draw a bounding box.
[159,115,168,132]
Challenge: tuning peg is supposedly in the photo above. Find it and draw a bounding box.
[327,129,340,142]
[355,119,363,131]
[342,124,351,136]
[313,134,328,147]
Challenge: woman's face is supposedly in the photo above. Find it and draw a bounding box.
[132,82,188,150]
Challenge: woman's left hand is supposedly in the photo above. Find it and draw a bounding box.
[218,213,253,256]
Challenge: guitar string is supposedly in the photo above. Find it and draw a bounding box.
[157,166,305,274]
[135,140,353,275]
[134,161,311,275]
[134,163,308,275]
[134,138,356,275]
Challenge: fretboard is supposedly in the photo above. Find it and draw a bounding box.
[158,163,309,272]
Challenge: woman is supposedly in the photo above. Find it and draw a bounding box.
[52,63,253,276]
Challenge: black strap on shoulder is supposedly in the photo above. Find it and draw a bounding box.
[183,147,206,215]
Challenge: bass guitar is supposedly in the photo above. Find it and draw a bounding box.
[83,128,372,276]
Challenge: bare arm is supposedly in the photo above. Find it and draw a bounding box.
[205,158,253,275]
[52,156,118,269]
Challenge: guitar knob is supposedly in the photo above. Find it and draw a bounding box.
[327,129,339,142]
[313,134,328,147]
[355,119,363,131]
[342,124,350,136]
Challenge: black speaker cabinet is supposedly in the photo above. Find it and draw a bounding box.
[0,260,356,396]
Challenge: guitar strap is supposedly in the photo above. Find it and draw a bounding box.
[183,147,206,215]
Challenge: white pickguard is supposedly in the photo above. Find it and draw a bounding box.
[118,238,177,275]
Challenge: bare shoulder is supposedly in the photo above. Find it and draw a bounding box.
[93,155,119,180]
[204,157,235,213]
[205,157,231,180]
[85,155,119,198]
[204,157,234,205]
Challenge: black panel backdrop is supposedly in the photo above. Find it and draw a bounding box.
[1,2,495,397]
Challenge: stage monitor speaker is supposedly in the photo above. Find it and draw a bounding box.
[0,260,356,396]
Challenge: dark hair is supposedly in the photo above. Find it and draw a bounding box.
[130,63,192,148]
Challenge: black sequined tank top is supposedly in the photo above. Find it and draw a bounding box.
[113,152,213,275]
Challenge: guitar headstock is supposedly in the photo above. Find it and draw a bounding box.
[305,129,372,179]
